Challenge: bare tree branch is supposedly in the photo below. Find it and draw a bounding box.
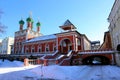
[0,10,6,34]
[0,23,7,33]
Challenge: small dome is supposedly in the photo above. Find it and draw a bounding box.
[26,17,33,22]
[19,19,24,25]
[36,21,41,27]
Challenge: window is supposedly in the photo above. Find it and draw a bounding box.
[26,49,29,53]
[17,42,19,46]
[38,46,42,52]
[63,41,66,47]
[16,47,18,53]
[77,39,81,45]
[45,44,49,52]
[19,50,21,53]
[25,47,29,53]
[54,46,56,51]
[31,46,35,53]
[32,48,34,53]
[46,48,49,52]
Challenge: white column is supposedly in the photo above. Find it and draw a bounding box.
[111,53,115,65]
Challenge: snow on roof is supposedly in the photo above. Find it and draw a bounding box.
[26,34,56,43]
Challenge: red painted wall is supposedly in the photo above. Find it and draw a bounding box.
[14,35,26,54]
[24,40,56,53]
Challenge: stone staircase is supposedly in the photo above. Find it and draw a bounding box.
[24,50,75,66]
[43,50,74,66]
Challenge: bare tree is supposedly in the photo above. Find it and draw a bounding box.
[0,10,7,33]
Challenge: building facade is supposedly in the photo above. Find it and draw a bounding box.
[14,17,91,54]
[108,0,120,66]
[1,37,14,54]
[13,16,116,66]
[91,41,100,50]
[108,0,120,50]
[0,40,2,54]
[100,31,112,50]
[14,16,42,54]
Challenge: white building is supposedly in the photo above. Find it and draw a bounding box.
[0,39,2,54]
[1,37,14,54]
[108,0,120,49]
[108,0,120,66]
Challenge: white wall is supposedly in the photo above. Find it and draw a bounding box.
[108,0,120,66]
[1,37,14,54]
[83,37,91,50]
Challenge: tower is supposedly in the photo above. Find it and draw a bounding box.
[14,15,42,54]
[36,21,41,33]
[26,16,33,30]
[19,19,24,31]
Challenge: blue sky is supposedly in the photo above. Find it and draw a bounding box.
[0,0,114,43]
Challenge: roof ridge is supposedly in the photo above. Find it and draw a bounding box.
[63,19,73,26]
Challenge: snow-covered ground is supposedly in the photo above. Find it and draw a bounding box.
[0,60,120,80]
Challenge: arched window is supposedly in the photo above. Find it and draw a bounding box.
[31,46,35,53]
[38,45,42,53]
[63,41,66,47]
[117,44,120,51]
[77,39,81,46]
[45,44,49,52]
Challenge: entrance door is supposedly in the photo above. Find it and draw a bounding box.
[60,39,72,53]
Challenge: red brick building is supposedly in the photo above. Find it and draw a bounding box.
[14,16,42,54]
[14,17,91,54]
[100,31,112,50]
[13,16,115,66]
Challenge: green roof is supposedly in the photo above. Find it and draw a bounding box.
[19,19,24,25]
[26,17,33,22]
[36,21,41,27]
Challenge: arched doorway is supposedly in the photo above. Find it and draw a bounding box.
[82,55,110,65]
[60,39,72,53]
[117,44,120,51]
